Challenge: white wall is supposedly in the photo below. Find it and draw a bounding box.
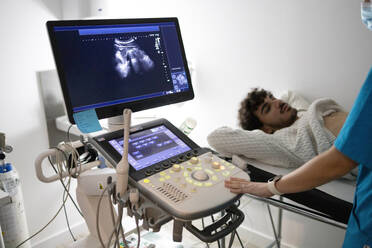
[0,0,83,246]
[0,0,371,247]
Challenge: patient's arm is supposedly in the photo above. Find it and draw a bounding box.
[207,127,304,168]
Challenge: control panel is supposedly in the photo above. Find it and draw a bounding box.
[137,150,250,220]
[89,119,250,220]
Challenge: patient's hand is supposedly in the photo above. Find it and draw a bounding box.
[225,177,273,198]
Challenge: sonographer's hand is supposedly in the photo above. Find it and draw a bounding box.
[224,177,274,198]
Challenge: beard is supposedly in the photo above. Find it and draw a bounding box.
[276,108,298,130]
[285,108,298,127]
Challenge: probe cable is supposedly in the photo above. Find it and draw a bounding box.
[47,155,83,217]
[16,145,83,247]
[52,146,78,241]
[96,184,109,247]
[115,202,129,248]
[107,181,120,248]
[17,128,96,247]
[67,124,73,144]
[106,203,125,248]
[96,182,125,248]
[15,157,71,248]
[117,202,129,248]
[135,215,140,248]
[62,175,76,241]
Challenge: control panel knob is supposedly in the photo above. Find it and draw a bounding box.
[212,161,221,170]
[192,170,209,181]
[172,164,181,172]
[190,157,199,164]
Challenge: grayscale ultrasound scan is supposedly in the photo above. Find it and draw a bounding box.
[114,38,155,78]
[172,72,188,91]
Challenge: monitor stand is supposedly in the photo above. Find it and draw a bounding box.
[107,113,158,132]
[107,116,124,132]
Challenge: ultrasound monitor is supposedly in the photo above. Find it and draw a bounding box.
[47,18,194,124]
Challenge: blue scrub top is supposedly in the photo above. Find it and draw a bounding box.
[335,67,372,247]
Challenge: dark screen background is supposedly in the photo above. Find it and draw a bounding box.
[55,30,171,108]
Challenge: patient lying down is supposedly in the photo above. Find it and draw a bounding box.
[207,88,357,179]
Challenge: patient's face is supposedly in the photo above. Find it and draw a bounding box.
[254,96,298,133]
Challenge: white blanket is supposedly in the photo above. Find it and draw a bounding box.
[207,98,357,179]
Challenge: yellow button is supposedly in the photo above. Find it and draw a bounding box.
[160,172,166,176]
[212,161,220,169]
[143,179,150,183]
[193,181,203,187]
[172,164,181,172]
[204,182,213,187]
[186,177,193,184]
[183,172,189,177]
[187,167,192,172]
[190,157,199,164]
[212,175,218,181]
[165,175,171,179]
[159,178,165,182]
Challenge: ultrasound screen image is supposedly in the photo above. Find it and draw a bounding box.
[55,29,172,110]
[114,37,155,78]
[171,71,189,92]
[53,21,190,113]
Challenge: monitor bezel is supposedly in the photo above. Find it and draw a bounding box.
[47,17,194,124]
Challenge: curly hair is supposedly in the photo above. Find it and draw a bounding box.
[238,88,273,130]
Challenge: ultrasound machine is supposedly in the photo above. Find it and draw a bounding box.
[35,18,250,248]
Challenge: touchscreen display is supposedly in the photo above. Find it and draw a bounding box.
[108,125,191,171]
